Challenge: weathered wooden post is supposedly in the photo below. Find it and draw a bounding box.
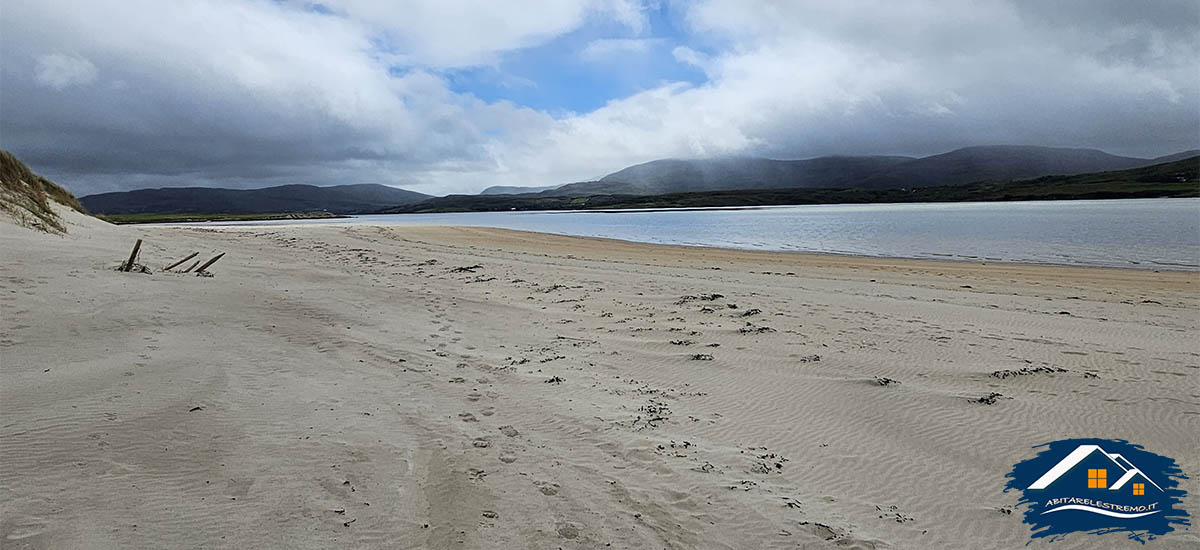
[182,260,201,273]
[194,252,225,274]
[121,239,142,272]
[164,252,199,271]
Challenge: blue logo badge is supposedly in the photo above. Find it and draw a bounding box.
[1005,438,1189,543]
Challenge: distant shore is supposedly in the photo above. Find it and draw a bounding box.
[382,156,1198,214]
[384,186,1198,214]
[158,197,1200,272]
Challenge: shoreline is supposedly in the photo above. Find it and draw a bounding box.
[395,193,1199,215]
[364,225,1199,301]
[149,220,1200,274]
[393,225,1200,275]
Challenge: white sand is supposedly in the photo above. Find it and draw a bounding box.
[2,211,1197,549]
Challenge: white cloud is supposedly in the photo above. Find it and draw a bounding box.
[0,0,1196,197]
[33,53,98,90]
[467,0,1198,190]
[317,0,647,68]
[670,46,706,69]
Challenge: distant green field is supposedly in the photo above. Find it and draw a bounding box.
[99,211,346,224]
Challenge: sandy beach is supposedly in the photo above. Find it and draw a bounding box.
[2,210,1197,549]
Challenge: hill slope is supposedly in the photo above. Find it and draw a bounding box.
[1149,149,1200,164]
[555,155,914,195]
[81,184,430,215]
[856,145,1152,189]
[0,150,89,233]
[479,184,564,195]
[540,146,1177,196]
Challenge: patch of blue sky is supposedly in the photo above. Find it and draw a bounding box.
[442,4,710,116]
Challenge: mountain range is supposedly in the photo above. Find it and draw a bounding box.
[80,183,429,215]
[77,145,1198,215]
[490,146,1197,197]
[382,156,1198,213]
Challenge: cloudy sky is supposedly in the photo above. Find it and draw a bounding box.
[2,1,1197,196]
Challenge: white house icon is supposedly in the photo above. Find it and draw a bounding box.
[1028,445,1163,492]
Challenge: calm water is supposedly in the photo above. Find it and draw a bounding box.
[208,198,1200,270]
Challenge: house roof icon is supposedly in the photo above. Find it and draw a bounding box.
[1028,444,1163,491]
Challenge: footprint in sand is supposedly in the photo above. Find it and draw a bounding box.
[556,523,580,539]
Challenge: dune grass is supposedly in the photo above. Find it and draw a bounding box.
[0,150,87,232]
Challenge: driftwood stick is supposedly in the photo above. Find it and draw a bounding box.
[194,252,225,274]
[164,252,199,271]
[183,260,201,273]
[121,239,143,272]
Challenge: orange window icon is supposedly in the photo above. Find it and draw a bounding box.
[1133,483,1145,495]
[1088,469,1107,488]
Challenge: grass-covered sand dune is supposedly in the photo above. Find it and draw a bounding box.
[0,150,88,233]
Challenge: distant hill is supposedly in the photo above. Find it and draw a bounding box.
[381,156,1198,214]
[1148,149,1200,164]
[479,184,564,195]
[535,146,1183,197]
[1,149,88,233]
[854,145,1154,189]
[81,183,430,215]
[551,155,914,196]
